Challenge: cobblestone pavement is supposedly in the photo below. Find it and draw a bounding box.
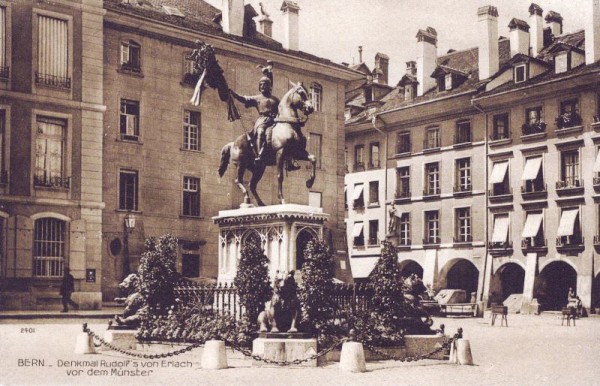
[1,313,599,385]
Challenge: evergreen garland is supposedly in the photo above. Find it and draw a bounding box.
[234,237,272,324]
[299,239,336,338]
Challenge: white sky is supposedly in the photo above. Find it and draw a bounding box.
[205,0,588,84]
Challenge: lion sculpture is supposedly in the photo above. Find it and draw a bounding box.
[113,273,147,327]
[257,271,301,333]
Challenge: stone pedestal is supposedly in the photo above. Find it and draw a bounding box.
[252,337,318,367]
[213,204,329,283]
[103,327,137,351]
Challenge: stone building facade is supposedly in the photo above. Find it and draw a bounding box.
[345,2,600,313]
[0,0,358,309]
[0,0,105,309]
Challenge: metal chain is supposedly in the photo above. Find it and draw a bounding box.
[360,336,454,362]
[83,324,458,365]
[84,325,202,359]
[225,337,348,366]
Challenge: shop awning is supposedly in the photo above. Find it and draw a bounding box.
[593,152,600,173]
[490,161,509,184]
[557,209,579,237]
[522,212,543,238]
[351,184,364,201]
[491,215,510,243]
[349,257,379,279]
[521,157,542,181]
[351,222,364,238]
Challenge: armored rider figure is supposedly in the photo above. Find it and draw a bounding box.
[229,62,300,171]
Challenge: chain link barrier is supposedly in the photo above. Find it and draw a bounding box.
[224,337,348,366]
[82,323,460,366]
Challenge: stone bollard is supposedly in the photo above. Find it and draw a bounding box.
[339,342,366,373]
[455,339,474,365]
[448,340,458,364]
[74,333,97,355]
[201,340,228,370]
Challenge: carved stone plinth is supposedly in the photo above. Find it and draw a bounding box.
[213,204,328,283]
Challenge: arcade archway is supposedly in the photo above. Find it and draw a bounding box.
[536,261,577,311]
[399,260,423,278]
[446,259,479,299]
[498,263,525,301]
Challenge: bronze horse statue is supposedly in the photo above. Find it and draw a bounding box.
[218,82,316,206]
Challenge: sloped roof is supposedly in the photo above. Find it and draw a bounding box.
[538,29,585,61]
[103,0,356,73]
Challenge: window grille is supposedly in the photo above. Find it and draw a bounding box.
[33,218,65,277]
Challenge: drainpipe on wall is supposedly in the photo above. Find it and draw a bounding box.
[472,101,489,316]
[372,114,388,244]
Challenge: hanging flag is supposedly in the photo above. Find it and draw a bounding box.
[187,41,240,122]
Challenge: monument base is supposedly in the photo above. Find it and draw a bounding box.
[103,328,138,351]
[252,337,318,367]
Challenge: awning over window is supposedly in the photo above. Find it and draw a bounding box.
[521,157,542,181]
[557,209,579,237]
[349,257,379,279]
[351,184,364,201]
[522,212,543,238]
[490,161,509,184]
[395,211,407,219]
[491,215,510,243]
[351,222,364,238]
[593,152,600,173]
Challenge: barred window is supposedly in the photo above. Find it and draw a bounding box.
[425,210,440,244]
[183,176,200,217]
[35,117,66,188]
[396,132,411,154]
[33,218,66,278]
[120,40,141,72]
[0,6,7,77]
[37,15,69,88]
[399,213,410,246]
[455,207,471,242]
[120,99,139,140]
[310,83,322,112]
[183,110,200,151]
[119,169,138,211]
[309,133,322,169]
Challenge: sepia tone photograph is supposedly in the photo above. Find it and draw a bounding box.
[0,0,599,384]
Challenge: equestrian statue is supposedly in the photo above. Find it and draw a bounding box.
[187,41,316,207]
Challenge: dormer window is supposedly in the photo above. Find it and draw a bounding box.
[445,73,453,90]
[514,64,527,83]
[404,86,413,100]
[555,52,568,74]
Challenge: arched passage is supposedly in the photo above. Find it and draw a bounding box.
[295,229,317,270]
[536,261,577,311]
[399,260,423,278]
[593,272,600,310]
[497,263,525,301]
[445,259,479,299]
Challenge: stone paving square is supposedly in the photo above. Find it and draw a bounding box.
[1,313,599,385]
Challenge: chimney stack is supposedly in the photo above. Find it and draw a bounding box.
[529,3,544,57]
[221,0,245,37]
[477,5,499,81]
[416,27,437,96]
[406,61,417,76]
[358,46,363,63]
[545,11,563,37]
[281,1,300,51]
[509,18,530,57]
[256,9,273,37]
[586,0,600,64]
[374,53,389,85]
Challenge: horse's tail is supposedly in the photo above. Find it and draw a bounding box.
[218,142,232,177]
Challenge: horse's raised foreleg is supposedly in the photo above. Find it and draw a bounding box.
[249,165,266,207]
[275,150,286,204]
[235,165,251,207]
